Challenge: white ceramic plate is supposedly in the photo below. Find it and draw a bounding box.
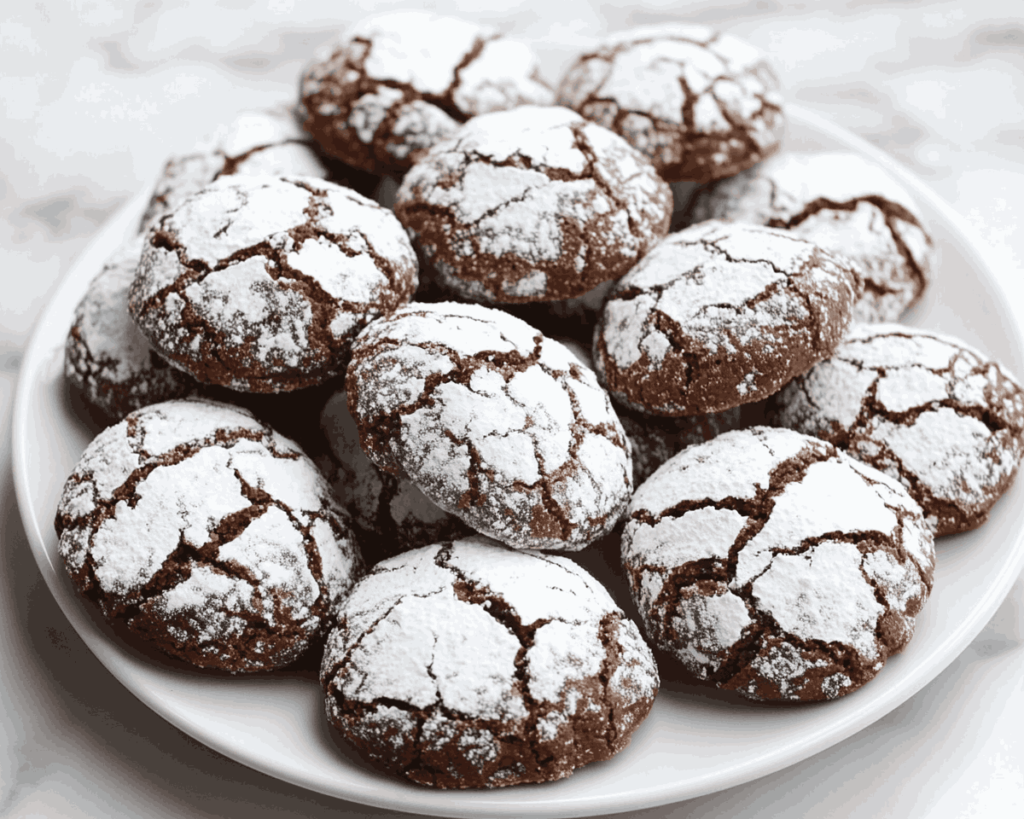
[13,105,1024,818]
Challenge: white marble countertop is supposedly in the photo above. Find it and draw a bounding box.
[2,1,1023,816]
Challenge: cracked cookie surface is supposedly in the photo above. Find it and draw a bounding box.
[594,220,860,416]
[54,398,362,672]
[65,236,198,422]
[556,24,784,184]
[766,324,1024,535]
[319,388,470,561]
[622,426,934,701]
[321,536,659,788]
[684,151,935,322]
[298,11,553,176]
[346,302,633,551]
[394,105,673,304]
[129,174,417,393]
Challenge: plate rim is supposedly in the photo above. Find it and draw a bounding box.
[12,103,1024,818]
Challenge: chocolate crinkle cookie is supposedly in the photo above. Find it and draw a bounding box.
[556,25,784,184]
[594,220,860,416]
[346,302,633,551]
[53,398,362,672]
[319,389,470,561]
[129,174,417,393]
[321,536,659,788]
[623,426,934,701]
[766,324,1024,536]
[298,11,553,176]
[394,105,673,304]
[684,151,935,322]
[65,235,198,422]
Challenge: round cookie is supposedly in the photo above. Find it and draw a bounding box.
[622,426,934,701]
[321,536,659,788]
[346,302,633,551]
[556,25,784,184]
[65,236,198,422]
[53,398,362,672]
[298,11,553,176]
[593,220,861,416]
[319,388,470,561]
[766,324,1024,535]
[129,174,417,393]
[684,151,936,322]
[394,105,673,304]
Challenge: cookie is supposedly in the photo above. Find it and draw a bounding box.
[556,25,784,184]
[346,302,633,551]
[298,11,553,176]
[321,536,659,788]
[319,388,470,561]
[622,426,934,701]
[395,105,673,304]
[684,151,936,322]
[766,324,1024,535]
[129,174,418,393]
[593,220,861,416]
[64,236,198,422]
[53,398,362,672]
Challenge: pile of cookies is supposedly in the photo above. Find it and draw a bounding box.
[56,10,1024,790]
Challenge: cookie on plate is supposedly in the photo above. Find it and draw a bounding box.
[129,174,417,393]
[321,536,659,788]
[556,25,784,183]
[53,398,362,672]
[298,11,553,176]
[766,324,1024,535]
[622,426,934,701]
[346,302,633,551]
[684,151,935,322]
[394,105,672,304]
[64,235,198,422]
[593,220,861,416]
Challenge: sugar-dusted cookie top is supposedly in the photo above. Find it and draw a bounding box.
[557,25,784,183]
[594,220,860,416]
[623,426,934,701]
[685,151,935,322]
[394,105,672,304]
[767,324,1024,535]
[298,11,553,175]
[54,398,361,672]
[321,536,659,788]
[65,236,198,421]
[129,175,417,393]
[346,302,633,551]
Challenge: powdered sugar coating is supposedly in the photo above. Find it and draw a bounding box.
[594,220,860,416]
[140,106,331,232]
[767,324,1024,535]
[622,426,934,701]
[346,302,632,551]
[319,388,469,560]
[395,106,673,304]
[556,25,784,183]
[129,175,417,393]
[298,11,553,175]
[321,537,658,788]
[53,398,362,672]
[64,236,198,421]
[685,152,935,322]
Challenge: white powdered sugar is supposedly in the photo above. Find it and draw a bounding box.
[768,323,1024,535]
[54,398,361,672]
[321,537,658,787]
[622,426,935,701]
[346,302,632,551]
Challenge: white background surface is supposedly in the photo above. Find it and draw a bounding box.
[2,1,1023,817]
